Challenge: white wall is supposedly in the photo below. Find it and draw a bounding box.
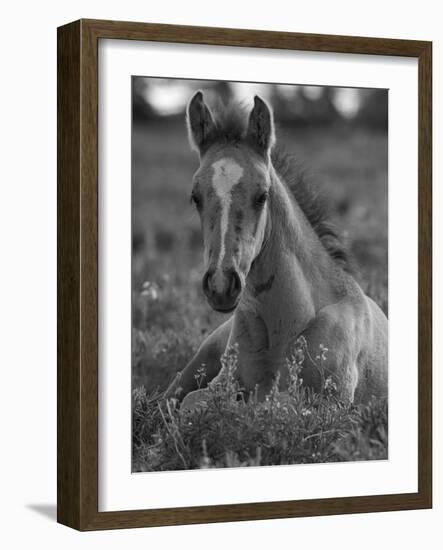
[0,0,440,547]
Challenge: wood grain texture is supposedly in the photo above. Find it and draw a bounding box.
[83,18,429,56]
[57,19,432,531]
[57,20,81,528]
[417,41,432,506]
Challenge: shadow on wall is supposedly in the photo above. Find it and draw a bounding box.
[26,503,57,522]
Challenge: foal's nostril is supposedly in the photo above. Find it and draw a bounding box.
[228,270,242,299]
[203,268,241,306]
[202,270,213,298]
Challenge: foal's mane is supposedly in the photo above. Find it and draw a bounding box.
[207,101,353,273]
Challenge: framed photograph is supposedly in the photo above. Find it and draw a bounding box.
[57,19,432,530]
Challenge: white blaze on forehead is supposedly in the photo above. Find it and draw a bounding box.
[211,158,244,272]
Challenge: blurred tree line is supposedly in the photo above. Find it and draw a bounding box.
[133,77,387,131]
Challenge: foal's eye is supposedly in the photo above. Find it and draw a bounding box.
[190,192,202,210]
[255,191,268,208]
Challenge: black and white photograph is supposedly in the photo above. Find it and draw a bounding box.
[1,0,437,541]
[132,77,389,472]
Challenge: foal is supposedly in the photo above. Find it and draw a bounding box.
[165,92,388,407]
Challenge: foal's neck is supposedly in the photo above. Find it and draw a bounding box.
[241,167,340,338]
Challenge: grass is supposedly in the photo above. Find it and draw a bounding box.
[131,118,388,471]
[133,340,388,471]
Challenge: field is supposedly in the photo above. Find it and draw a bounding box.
[132,117,388,471]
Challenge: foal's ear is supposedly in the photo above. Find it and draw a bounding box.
[186,91,216,154]
[246,96,275,157]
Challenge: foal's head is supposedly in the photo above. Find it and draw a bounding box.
[186,92,276,312]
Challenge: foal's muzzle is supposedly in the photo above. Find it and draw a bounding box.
[202,268,242,312]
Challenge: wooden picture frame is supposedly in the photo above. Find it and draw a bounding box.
[57,19,432,530]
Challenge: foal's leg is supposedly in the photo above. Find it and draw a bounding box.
[164,318,232,403]
[296,301,363,404]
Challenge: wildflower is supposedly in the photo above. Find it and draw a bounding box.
[194,366,207,389]
[285,336,305,400]
[324,375,338,396]
[217,343,240,400]
[200,440,212,469]
[319,343,328,362]
[141,281,159,301]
